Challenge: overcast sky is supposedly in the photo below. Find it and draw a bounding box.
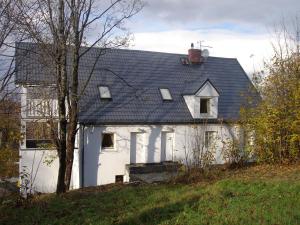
[125,0,300,74]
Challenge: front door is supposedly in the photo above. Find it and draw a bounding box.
[130,132,145,163]
[161,132,174,161]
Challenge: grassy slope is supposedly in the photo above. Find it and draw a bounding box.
[1,164,300,225]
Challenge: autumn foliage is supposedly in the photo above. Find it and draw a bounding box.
[241,30,300,163]
[0,99,21,178]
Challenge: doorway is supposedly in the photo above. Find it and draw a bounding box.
[161,132,174,161]
[130,132,145,164]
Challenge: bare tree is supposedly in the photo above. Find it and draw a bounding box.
[0,0,17,100]
[183,122,217,173]
[13,0,143,194]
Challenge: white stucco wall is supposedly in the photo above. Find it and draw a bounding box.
[19,148,80,193]
[82,124,241,187]
[20,123,240,193]
[20,150,59,193]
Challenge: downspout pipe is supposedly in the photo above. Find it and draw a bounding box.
[81,124,85,188]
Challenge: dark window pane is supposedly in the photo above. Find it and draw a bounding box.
[26,140,53,148]
[102,133,114,148]
[200,99,209,113]
[26,122,57,149]
[115,175,123,183]
[26,122,57,140]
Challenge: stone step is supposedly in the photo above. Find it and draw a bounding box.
[126,162,181,174]
[129,172,178,184]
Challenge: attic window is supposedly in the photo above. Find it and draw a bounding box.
[159,88,172,101]
[200,98,210,114]
[99,86,111,99]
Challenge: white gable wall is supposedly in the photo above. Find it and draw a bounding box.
[209,97,218,118]
[195,82,219,97]
[183,96,195,118]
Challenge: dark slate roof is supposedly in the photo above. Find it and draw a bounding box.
[15,42,257,124]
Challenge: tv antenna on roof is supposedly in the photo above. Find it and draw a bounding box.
[197,40,212,50]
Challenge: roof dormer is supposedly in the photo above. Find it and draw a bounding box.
[184,80,219,119]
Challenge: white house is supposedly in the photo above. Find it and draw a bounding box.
[15,42,256,193]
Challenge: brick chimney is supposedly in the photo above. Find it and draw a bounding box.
[188,43,202,64]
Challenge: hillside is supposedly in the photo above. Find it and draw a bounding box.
[1,164,300,225]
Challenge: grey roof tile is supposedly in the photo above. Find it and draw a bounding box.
[15,42,258,124]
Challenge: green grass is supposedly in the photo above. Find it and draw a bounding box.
[1,164,300,225]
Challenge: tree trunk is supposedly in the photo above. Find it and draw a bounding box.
[64,54,79,189]
[56,61,67,194]
[56,145,66,193]
[56,0,67,194]
[65,1,80,190]
[65,112,77,190]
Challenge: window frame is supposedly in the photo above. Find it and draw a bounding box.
[25,121,57,149]
[98,85,112,100]
[200,98,210,115]
[159,88,173,101]
[205,131,217,149]
[101,132,116,151]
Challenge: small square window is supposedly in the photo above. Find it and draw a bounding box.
[159,88,172,101]
[115,175,124,183]
[200,98,210,114]
[101,133,114,149]
[99,86,112,99]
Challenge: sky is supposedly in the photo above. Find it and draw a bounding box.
[124,0,300,74]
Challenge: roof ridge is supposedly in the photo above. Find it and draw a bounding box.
[16,41,237,60]
[106,48,238,60]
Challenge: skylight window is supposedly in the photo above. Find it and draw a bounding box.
[99,86,111,99]
[159,88,172,101]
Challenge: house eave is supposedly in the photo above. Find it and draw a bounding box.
[79,118,238,126]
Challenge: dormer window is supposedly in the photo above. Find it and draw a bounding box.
[159,88,172,101]
[99,86,111,99]
[183,80,219,119]
[200,98,210,114]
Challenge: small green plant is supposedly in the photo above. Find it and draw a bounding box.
[19,166,32,198]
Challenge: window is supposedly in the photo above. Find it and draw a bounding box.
[101,133,114,149]
[115,175,124,183]
[205,131,217,149]
[200,98,210,114]
[99,86,112,99]
[26,122,57,149]
[159,88,172,101]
